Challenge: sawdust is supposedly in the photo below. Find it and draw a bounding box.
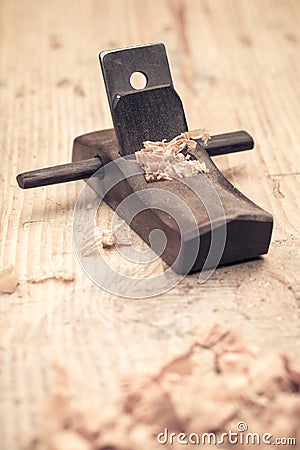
[135,131,209,183]
[35,324,300,450]
[0,265,19,293]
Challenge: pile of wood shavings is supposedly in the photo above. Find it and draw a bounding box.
[135,130,210,182]
[37,323,300,450]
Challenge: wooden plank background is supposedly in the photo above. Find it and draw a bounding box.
[0,0,299,449]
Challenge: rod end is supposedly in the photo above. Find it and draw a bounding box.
[16,173,26,189]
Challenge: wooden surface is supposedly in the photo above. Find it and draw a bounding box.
[0,0,300,449]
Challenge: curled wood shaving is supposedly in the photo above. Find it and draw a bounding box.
[142,133,197,155]
[186,128,211,146]
[101,229,115,248]
[79,220,132,256]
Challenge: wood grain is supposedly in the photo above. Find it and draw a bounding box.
[0,1,300,449]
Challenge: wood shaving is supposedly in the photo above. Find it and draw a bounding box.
[187,128,211,146]
[135,131,209,182]
[145,172,173,182]
[0,265,19,293]
[193,159,210,173]
[101,229,115,248]
[179,128,211,146]
[20,271,75,283]
[79,220,132,256]
[38,324,300,450]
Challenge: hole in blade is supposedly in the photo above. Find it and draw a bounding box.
[129,72,148,90]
